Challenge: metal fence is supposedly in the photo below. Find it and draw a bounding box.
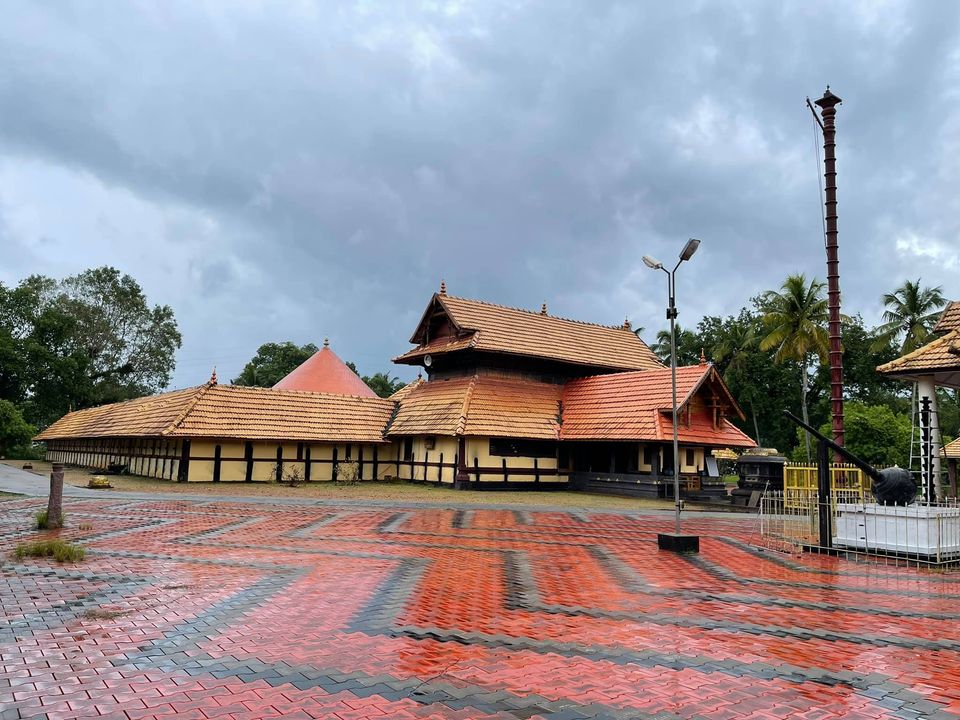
[783,463,873,507]
[759,491,960,568]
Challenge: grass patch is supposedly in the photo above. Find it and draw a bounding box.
[13,539,85,563]
[35,509,64,529]
[0,491,21,501]
[82,607,129,620]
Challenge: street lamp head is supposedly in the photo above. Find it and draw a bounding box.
[679,238,700,262]
[642,255,664,270]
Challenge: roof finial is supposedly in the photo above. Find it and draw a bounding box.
[623,317,632,331]
[210,366,218,385]
[323,337,330,348]
[699,348,707,366]
[439,279,447,296]
[540,302,548,315]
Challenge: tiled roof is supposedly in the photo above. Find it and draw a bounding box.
[168,385,394,442]
[934,302,960,335]
[560,365,754,447]
[944,437,960,460]
[394,294,663,372]
[273,346,377,397]
[876,330,960,375]
[387,375,562,439]
[36,384,395,443]
[35,387,205,441]
[388,377,425,402]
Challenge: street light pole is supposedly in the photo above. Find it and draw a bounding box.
[644,238,701,552]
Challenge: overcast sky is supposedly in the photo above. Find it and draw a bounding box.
[1,1,958,387]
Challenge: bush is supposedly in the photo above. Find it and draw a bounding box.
[35,510,65,529]
[0,400,35,457]
[336,460,360,485]
[13,539,85,563]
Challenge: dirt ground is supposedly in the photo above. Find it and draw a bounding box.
[0,459,695,510]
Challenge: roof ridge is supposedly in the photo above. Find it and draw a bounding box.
[456,374,478,436]
[162,382,216,436]
[444,294,629,331]
[217,383,393,403]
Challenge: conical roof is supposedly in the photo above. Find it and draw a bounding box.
[273,342,378,397]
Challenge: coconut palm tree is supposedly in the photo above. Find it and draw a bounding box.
[652,325,701,365]
[873,280,946,354]
[759,274,830,462]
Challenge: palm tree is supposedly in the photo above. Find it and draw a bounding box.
[652,325,701,365]
[759,274,829,462]
[873,280,946,354]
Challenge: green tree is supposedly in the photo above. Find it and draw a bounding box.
[0,268,181,426]
[759,274,830,462]
[0,399,35,457]
[232,342,319,387]
[363,372,406,398]
[873,279,945,354]
[792,403,911,467]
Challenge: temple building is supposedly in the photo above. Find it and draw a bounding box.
[36,285,756,496]
[877,300,960,497]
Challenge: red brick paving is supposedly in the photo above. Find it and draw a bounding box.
[1,496,959,719]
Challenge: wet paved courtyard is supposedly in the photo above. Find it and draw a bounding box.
[2,495,960,719]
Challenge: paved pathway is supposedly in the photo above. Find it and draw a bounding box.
[2,490,960,719]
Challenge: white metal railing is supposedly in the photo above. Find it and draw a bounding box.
[759,491,960,567]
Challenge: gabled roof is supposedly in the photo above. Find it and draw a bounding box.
[387,376,424,402]
[876,329,960,387]
[34,386,205,441]
[273,344,377,397]
[387,375,563,439]
[560,364,754,447]
[387,364,754,447]
[36,383,395,443]
[394,294,663,372]
[934,301,960,335]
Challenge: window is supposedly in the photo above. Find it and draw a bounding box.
[403,438,414,461]
[642,446,654,467]
[685,448,696,467]
[489,438,556,458]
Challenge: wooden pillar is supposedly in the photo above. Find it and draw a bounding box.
[455,436,470,489]
[439,453,445,484]
[474,457,480,485]
[213,444,222,483]
[244,442,254,482]
[372,446,379,481]
[358,445,364,480]
[534,457,540,485]
[177,440,191,482]
[332,447,339,482]
[275,445,283,482]
[304,445,312,482]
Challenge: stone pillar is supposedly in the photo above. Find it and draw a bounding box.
[917,377,942,500]
[46,462,64,529]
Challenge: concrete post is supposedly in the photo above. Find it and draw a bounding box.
[47,462,64,529]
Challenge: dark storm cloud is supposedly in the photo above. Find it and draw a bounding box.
[1,1,958,386]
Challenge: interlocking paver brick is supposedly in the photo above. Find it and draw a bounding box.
[2,494,960,718]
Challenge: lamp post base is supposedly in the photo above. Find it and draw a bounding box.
[657,533,700,554]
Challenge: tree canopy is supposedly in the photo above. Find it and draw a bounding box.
[0,268,181,427]
[232,342,320,387]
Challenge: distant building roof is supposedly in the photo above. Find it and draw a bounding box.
[394,294,663,372]
[876,329,960,388]
[35,383,394,443]
[273,343,377,397]
[943,437,960,459]
[934,301,960,335]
